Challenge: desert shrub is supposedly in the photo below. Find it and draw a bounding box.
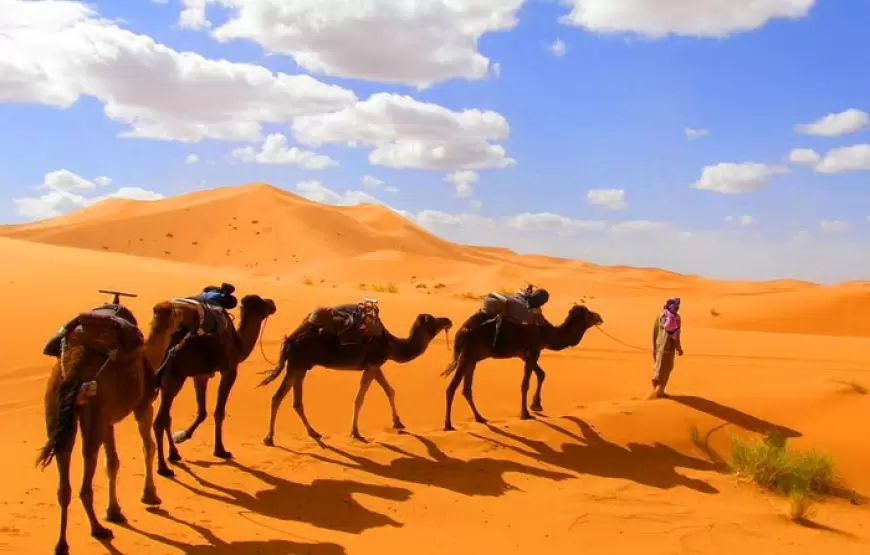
[416,283,427,289]
[710,307,721,317]
[434,283,446,289]
[364,282,399,294]
[456,292,484,301]
[301,276,313,286]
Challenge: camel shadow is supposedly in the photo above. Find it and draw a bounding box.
[669,395,802,438]
[284,433,573,497]
[170,458,410,534]
[470,416,722,494]
[110,507,347,555]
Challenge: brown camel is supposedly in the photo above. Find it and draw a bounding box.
[152,294,276,477]
[36,299,196,555]
[441,304,603,431]
[258,312,453,443]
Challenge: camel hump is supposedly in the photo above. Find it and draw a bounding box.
[480,292,537,326]
[171,297,231,336]
[43,304,144,357]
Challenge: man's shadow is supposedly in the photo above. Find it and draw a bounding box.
[284,432,574,497]
[102,507,347,555]
[470,416,722,494]
[169,458,411,534]
[669,395,802,438]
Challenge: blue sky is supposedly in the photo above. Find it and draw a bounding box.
[2,0,869,283]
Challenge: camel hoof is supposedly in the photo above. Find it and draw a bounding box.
[105,507,127,524]
[91,525,114,540]
[157,466,175,478]
[214,448,233,460]
[307,430,322,440]
[474,416,488,424]
[393,421,406,431]
[520,413,535,421]
[350,431,366,442]
[54,541,70,555]
[263,436,275,447]
[167,451,182,463]
[141,489,162,506]
[444,424,455,432]
[530,404,544,412]
[172,431,189,444]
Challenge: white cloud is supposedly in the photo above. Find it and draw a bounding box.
[385,186,400,194]
[444,170,479,198]
[586,188,626,210]
[691,162,790,194]
[184,154,200,165]
[292,93,514,171]
[795,109,869,137]
[820,220,847,233]
[13,169,162,221]
[179,0,210,29]
[470,199,483,210]
[294,180,382,206]
[787,148,820,166]
[505,212,607,233]
[558,0,815,38]
[232,133,338,169]
[814,144,870,174]
[361,175,385,188]
[181,0,523,87]
[1,0,356,143]
[610,219,668,233]
[94,176,112,187]
[549,39,566,56]
[685,127,709,140]
[725,215,755,226]
[152,0,169,4]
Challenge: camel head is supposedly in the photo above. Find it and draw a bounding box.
[567,304,603,329]
[239,294,277,320]
[413,313,453,339]
[151,301,200,335]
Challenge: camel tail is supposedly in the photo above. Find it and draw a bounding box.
[257,338,289,387]
[36,352,82,469]
[440,325,466,377]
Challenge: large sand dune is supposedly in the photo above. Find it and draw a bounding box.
[1,184,868,554]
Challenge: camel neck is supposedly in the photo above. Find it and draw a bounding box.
[143,324,176,372]
[389,324,432,363]
[235,313,264,361]
[544,318,589,351]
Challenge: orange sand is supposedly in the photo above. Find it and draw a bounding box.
[1,184,868,554]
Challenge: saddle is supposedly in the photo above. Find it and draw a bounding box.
[171,297,232,337]
[42,303,144,357]
[307,299,384,345]
[479,292,542,326]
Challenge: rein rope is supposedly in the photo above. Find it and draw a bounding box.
[258,315,277,367]
[593,324,678,356]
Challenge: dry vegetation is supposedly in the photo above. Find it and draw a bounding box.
[359,282,400,294]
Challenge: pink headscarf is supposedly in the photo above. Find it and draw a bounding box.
[660,297,681,340]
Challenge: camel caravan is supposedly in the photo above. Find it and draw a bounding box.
[36,282,601,555]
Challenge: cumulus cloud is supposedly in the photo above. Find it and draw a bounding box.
[549,39,566,56]
[814,144,870,174]
[795,109,869,137]
[558,0,815,38]
[179,0,523,87]
[725,215,755,226]
[787,148,821,166]
[586,188,626,210]
[13,169,162,221]
[684,127,709,140]
[691,162,790,194]
[819,220,847,232]
[444,171,479,198]
[292,93,514,171]
[0,0,356,143]
[232,133,338,169]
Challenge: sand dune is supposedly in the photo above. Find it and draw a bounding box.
[1,184,869,555]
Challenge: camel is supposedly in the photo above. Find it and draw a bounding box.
[441,304,603,431]
[152,294,276,478]
[258,312,453,443]
[36,298,197,555]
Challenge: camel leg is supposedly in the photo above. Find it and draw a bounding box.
[372,367,406,432]
[263,367,296,447]
[172,374,210,450]
[103,426,125,524]
[520,362,535,420]
[461,363,487,424]
[78,408,112,540]
[52,429,76,555]
[530,362,546,413]
[134,402,161,506]
[292,372,321,440]
[153,373,184,478]
[212,366,238,459]
[350,369,375,441]
[444,357,468,431]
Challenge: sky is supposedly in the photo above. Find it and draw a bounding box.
[1,0,869,284]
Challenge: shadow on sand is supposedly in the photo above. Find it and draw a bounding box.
[468,416,723,494]
[284,432,574,497]
[168,458,411,534]
[101,508,347,555]
[669,395,802,439]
